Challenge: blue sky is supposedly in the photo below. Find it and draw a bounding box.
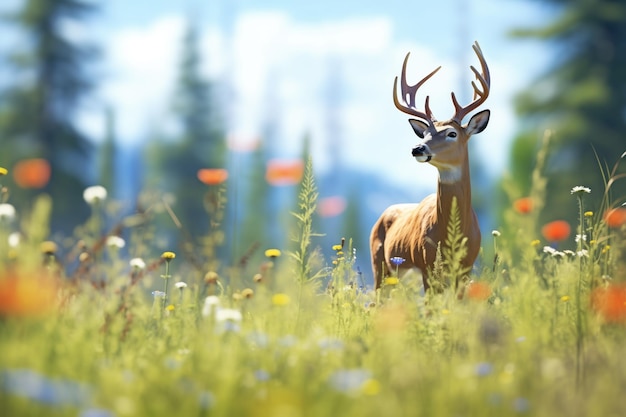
[1,0,556,191]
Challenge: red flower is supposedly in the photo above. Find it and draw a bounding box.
[317,196,347,217]
[466,281,491,301]
[197,168,228,185]
[513,197,533,214]
[265,159,304,186]
[0,271,58,317]
[604,208,626,229]
[591,284,626,323]
[541,220,571,242]
[13,158,51,189]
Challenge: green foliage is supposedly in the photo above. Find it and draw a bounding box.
[508,0,626,226]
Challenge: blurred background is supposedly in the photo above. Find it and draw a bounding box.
[1,0,625,280]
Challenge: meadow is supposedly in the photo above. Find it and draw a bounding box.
[1,154,626,417]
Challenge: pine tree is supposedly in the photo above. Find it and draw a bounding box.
[509,0,626,223]
[0,0,98,230]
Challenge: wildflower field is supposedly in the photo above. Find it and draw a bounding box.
[2,157,626,417]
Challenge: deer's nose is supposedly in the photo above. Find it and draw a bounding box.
[412,145,427,157]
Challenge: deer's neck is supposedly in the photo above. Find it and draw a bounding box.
[436,159,474,228]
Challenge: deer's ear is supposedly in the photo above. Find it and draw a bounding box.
[464,110,490,136]
[408,119,429,138]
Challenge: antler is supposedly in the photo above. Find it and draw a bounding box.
[393,52,441,123]
[450,41,491,123]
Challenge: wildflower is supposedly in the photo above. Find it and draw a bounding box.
[8,232,21,247]
[0,272,58,317]
[584,211,593,217]
[491,230,501,237]
[543,246,556,255]
[332,244,343,251]
[0,203,16,222]
[272,293,291,306]
[175,281,187,289]
[604,208,626,228]
[13,158,50,189]
[264,248,281,258]
[241,288,254,299]
[215,308,243,331]
[166,304,175,312]
[389,256,405,266]
[40,241,58,255]
[384,277,399,286]
[513,197,533,214]
[197,168,228,186]
[265,159,304,185]
[83,185,107,204]
[152,291,165,298]
[328,369,372,393]
[591,284,626,323]
[161,251,176,260]
[466,281,491,301]
[577,250,589,258]
[361,379,381,396]
[0,166,7,176]
[530,239,541,247]
[541,220,571,242]
[560,295,570,302]
[204,271,219,284]
[202,296,221,317]
[574,234,586,243]
[475,362,494,377]
[317,196,347,217]
[253,273,263,283]
[570,186,591,195]
[106,235,125,249]
[602,245,610,254]
[130,258,146,270]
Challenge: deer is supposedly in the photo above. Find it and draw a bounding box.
[370,41,491,292]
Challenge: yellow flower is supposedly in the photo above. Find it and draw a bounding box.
[560,295,570,302]
[272,293,290,306]
[166,304,175,311]
[602,245,611,254]
[0,167,7,176]
[332,244,342,251]
[264,248,281,258]
[531,239,541,247]
[40,241,58,255]
[442,309,450,315]
[361,379,381,396]
[384,277,399,286]
[584,211,593,217]
[161,251,176,260]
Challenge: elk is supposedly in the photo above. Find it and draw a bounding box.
[370,41,490,291]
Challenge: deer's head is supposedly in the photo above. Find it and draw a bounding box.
[394,42,490,174]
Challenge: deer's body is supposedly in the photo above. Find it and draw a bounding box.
[370,42,491,290]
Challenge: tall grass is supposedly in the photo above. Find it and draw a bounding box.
[1,150,626,417]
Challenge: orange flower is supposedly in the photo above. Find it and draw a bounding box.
[590,284,626,323]
[0,272,58,317]
[13,158,51,189]
[541,220,571,242]
[265,159,304,186]
[513,197,533,214]
[604,208,626,229]
[197,168,228,185]
[317,196,347,217]
[466,281,492,301]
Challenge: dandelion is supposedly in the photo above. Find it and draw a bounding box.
[332,244,343,251]
[161,251,176,260]
[513,197,533,214]
[264,248,281,258]
[560,295,570,302]
[584,211,593,217]
[0,166,7,176]
[570,186,591,195]
[384,277,399,286]
[272,293,291,306]
[0,203,16,222]
[83,185,107,204]
[160,251,176,307]
[130,258,146,270]
[105,235,125,249]
[541,220,571,242]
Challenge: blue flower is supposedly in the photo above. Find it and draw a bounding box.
[329,369,372,393]
[390,257,405,266]
[474,362,493,377]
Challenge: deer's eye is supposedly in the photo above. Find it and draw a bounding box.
[447,131,457,138]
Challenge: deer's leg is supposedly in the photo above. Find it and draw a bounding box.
[370,220,388,289]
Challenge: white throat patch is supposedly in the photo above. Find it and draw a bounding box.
[438,166,462,184]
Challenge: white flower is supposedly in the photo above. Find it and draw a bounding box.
[491,230,501,237]
[106,235,125,249]
[570,186,591,195]
[175,281,188,289]
[0,203,16,222]
[8,232,21,248]
[83,185,107,204]
[543,246,557,255]
[577,249,589,258]
[215,308,242,323]
[574,234,587,243]
[130,258,146,269]
[202,296,221,317]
